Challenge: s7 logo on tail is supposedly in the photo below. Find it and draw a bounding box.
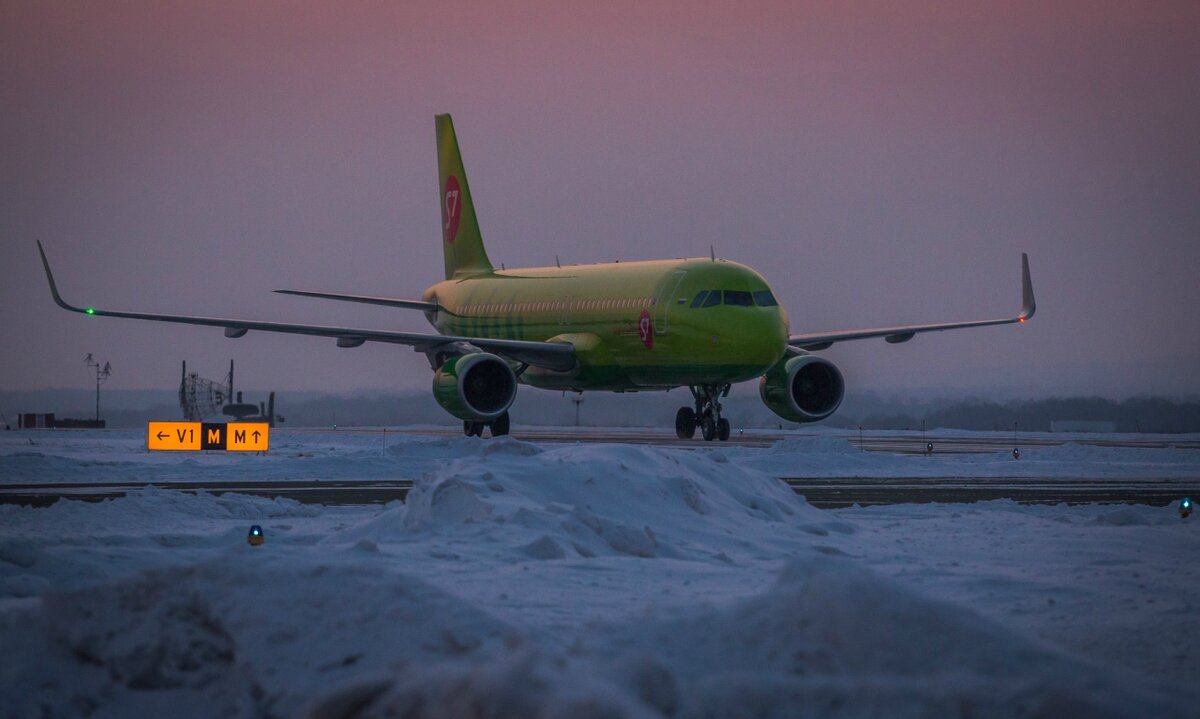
[443,175,462,244]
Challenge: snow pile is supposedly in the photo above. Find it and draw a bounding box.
[4,552,1178,718]
[2,559,516,718]
[341,437,849,564]
[328,555,1175,719]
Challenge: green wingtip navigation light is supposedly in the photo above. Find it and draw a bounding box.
[85,307,95,315]
[1181,497,1193,519]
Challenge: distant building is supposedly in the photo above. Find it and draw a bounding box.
[17,413,105,429]
[18,413,54,429]
[1050,420,1117,433]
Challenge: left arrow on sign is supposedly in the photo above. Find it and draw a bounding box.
[147,422,202,451]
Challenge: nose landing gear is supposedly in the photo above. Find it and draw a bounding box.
[676,384,731,441]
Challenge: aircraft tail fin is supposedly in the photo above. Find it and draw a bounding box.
[436,114,493,280]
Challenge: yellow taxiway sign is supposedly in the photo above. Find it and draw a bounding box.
[147,422,269,452]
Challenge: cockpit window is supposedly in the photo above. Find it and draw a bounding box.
[753,290,778,307]
[724,290,753,306]
[693,288,777,308]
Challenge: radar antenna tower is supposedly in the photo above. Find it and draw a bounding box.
[179,360,232,421]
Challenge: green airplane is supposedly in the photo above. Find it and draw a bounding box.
[37,114,1035,441]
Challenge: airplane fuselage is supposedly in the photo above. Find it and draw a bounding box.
[423,258,789,391]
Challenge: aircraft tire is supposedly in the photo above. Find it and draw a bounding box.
[464,420,485,437]
[675,407,696,439]
[491,412,510,437]
[701,415,717,441]
[717,417,730,441]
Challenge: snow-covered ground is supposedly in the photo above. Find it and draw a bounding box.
[1,430,1197,718]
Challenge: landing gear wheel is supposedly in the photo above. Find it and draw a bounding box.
[675,407,697,439]
[490,412,510,437]
[463,420,485,437]
[686,383,731,441]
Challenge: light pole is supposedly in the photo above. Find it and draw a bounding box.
[85,353,111,422]
[571,394,583,427]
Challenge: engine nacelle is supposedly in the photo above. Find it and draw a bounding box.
[432,353,517,421]
[759,354,845,423]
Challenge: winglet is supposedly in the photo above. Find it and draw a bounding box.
[1019,252,1036,321]
[36,241,86,313]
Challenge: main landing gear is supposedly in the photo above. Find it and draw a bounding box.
[675,384,731,441]
[464,411,510,438]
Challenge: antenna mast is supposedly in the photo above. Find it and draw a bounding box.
[84,353,111,422]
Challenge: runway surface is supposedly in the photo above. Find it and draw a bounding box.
[4,477,1195,509]
[385,426,1200,453]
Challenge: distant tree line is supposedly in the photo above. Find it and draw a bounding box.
[5,389,1199,433]
[847,397,1200,433]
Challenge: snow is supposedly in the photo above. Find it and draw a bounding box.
[5,428,1199,486]
[724,434,1200,480]
[1,429,1197,717]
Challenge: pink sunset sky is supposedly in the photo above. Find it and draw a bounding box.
[2,1,1197,396]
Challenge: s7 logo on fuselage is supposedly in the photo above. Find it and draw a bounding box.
[638,309,654,349]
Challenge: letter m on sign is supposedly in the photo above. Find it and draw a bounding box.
[200,423,225,450]
[234,428,246,444]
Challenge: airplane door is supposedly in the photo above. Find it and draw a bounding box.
[654,270,687,335]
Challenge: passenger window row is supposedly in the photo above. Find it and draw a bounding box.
[689,289,778,308]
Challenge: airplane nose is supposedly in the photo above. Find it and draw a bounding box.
[728,309,788,367]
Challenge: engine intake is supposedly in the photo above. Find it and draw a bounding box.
[759,354,845,423]
[432,353,517,421]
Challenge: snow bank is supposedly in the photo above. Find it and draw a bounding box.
[306,555,1177,718]
[2,558,516,718]
[5,552,1180,719]
[338,437,850,564]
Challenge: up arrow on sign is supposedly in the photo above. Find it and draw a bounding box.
[226,423,270,452]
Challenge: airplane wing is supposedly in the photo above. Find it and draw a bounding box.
[273,289,439,313]
[36,242,575,372]
[789,253,1035,351]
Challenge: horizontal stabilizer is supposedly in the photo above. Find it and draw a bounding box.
[274,289,438,312]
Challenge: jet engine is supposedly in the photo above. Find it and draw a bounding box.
[759,354,845,423]
[432,353,517,421]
